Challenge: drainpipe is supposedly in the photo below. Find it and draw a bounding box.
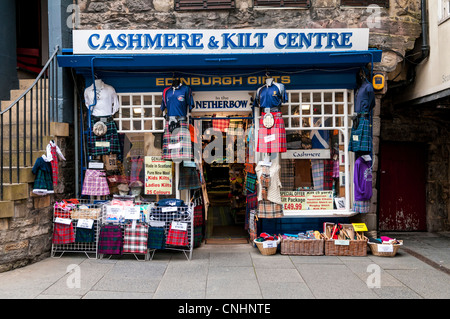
[389,0,429,89]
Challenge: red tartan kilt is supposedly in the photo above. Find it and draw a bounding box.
[257,112,287,153]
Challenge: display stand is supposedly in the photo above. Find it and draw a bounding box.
[51,199,102,259]
[148,203,194,260]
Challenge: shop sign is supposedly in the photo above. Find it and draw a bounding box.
[144,156,173,195]
[191,91,252,112]
[73,29,369,55]
[281,191,334,212]
[281,149,331,159]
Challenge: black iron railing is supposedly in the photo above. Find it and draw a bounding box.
[0,46,59,200]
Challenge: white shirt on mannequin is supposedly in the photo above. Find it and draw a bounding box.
[84,79,120,117]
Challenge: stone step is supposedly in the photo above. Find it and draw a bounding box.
[1,167,34,184]
[2,150,44,167]
[0,200,14,218]
[1,183,29,201]
[1,136,52,151]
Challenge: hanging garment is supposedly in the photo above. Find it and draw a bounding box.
[178,165,201,190]
[323,159,334,191]
[160,84,194,117]
[166,223,188,246]
[82,169,110,196]
[255,162,282,205]
[354,156,373,201]
[349,81,375,153]
[257,112,286,153]
[88,116,121,156]
[75,227,95,243]
[123,223,149,254]
[129,157,144,183]
[32,156,54,195]
[311,159,324,191]
[257,200,283,218]
[280,159,295,191]
[52,222,75,244]
[245,190,258,230]
[162,119,192,161]
[254,80,288,109]
[84,79,120,117]
[147,226,166,250]
[44,140,66,188]
[353,200,370,213]
[98,225,123,255]
[212,118,230,133]
[245,172,257,193]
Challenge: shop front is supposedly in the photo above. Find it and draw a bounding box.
[57,28,381,256]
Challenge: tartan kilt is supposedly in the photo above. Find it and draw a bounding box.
[349,117,372,153]
[162,120,192,161]
[257,112,287,153]
[123,223,149,254]
[147,227,166,250]
[52,222,75,244]
[98,225,123,255]
[88,116,121,156]
[166,224,188,246]
[257,200,283,218]
[353,200,370,213]
[82,169,110,196]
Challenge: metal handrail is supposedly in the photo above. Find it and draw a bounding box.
[0,45,60,200]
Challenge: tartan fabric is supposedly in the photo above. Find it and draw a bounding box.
[166,224,188,246]
[257,112,287,153]
[228,120,244,136]
[247,125,256,163]
[130,157,144,183]
[260,174,270,200]
[333,159,340,178]
[147,227,166,249]
[323,159,334,191]
[98,225,123,255]
[194,226,203,247]
[82,169,110,196]
[162,120,192,161]
[212,118,230,132]
[353,200,370,213]
[349,116,372,153]
[311,159,324,191]
[50,145,58,187]
[280,159,295,191]
[245,191,258,230]
[178,166,201,190]
[32,157,54,194]
[88,116,121,156]
[123,223,149,254]
[245,173,257,193]
[52,222,75,244]
[75,227,95,243]
[194,205,203,227]
[257,200,283,218]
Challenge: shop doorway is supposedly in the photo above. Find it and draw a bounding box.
[199,118,251,244]
[379,141,427,231]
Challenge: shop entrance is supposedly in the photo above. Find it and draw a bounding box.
[198,117,252,244]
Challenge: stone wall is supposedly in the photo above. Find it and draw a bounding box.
[0,132,75,273]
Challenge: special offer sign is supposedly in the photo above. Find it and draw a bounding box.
[281,191,334,213]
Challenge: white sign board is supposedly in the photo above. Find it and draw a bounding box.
[192,91,252,113]
[73,29,370,55]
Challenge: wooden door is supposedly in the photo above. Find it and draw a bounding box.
[379,142,427,231]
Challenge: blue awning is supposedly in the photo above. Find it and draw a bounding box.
[58,49,382,92]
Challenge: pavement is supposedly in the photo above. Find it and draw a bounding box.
[0,231,449,300]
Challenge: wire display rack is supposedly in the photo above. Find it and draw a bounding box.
[147,203,194,260]
[51,199,102,259]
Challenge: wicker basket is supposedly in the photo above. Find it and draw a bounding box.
[368,241,403,257]
[325,237,368,256]
[280,239,324,256]
[254,238,281,256]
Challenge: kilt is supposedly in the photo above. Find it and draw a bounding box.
[162,120,192,161]
[82,169,110,196]
[178,166,201,190]
[88,116,121,156]
[257,112,286,153]
[75,227,95,243]
[52,222,75,244]
[257,200,283,218]
[98,225,123,255]
[311,160,324,191]
[123,223,149,254]
[353,200,370,213]
[166,223,188,246]
[147,227,166,250]
[349,116,372,153]
[323,159,334,191]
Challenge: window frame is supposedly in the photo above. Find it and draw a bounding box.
[253,0,311,8]
[340,0,389,8]
[174,0,235,11]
